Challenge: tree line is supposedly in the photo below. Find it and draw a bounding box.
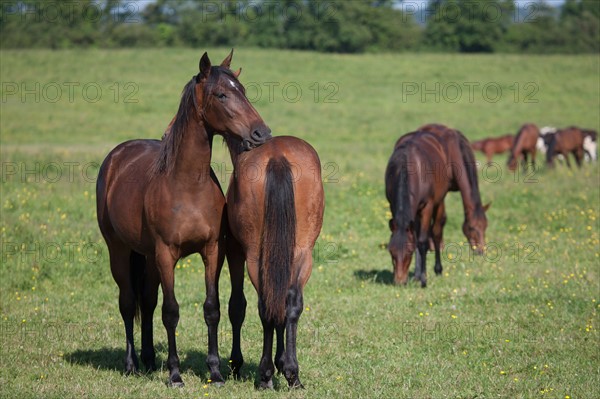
[1,0,598,53]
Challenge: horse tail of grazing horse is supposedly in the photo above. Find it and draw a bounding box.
[260,157,296,324]
[129,251,146,322]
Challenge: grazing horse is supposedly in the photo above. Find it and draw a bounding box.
[386,131,449,287]
[96,51,271,387]
[507,123,540,171]
[225,136,324,388]
[471,134,514,164]
[417,123,490,255]
[546,126,585,168]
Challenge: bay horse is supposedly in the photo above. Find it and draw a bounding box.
[546,126,585,168]
[471,134,514,165]
[507,123,539,171]
[96,51,271,387]
[386,131,449,287]
[225,135,324,388]
[416,124,490,255]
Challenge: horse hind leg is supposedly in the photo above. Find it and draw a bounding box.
[257,297,276,389]
[108,243,141,375]
[281,284,304,389]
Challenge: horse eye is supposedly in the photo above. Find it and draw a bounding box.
[215,93,227,100]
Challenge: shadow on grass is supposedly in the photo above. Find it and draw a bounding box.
[66,345,260,384]
[354,269,423,286]
[354,269,395,285]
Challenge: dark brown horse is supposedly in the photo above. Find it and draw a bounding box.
[546,126,585,168]
[507,123,539,171]
[386,131,449,287]
[96,51,271,387]
[416,124,490,255]
[471,134,514,164]
[225,136,324,388]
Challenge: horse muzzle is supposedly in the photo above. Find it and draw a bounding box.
[242,126,272,150]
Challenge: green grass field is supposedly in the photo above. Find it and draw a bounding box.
[1,49,599,398]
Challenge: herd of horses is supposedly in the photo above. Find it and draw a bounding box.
[471,123,598,170]
[95,51,597,389]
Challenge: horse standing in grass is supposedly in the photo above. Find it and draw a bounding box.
[507,123,540,171]
[386,131,449,287]
[546,126,585,168]
[96,51,271,387]
[416,123,490,255]
[225,135,324,389]
[471,134,514,165]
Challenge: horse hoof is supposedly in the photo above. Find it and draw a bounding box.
[168,373,185,388]
[420,281,427,288]
[210,380,225,388]
[259,380,274,390]
[168,380,185,388]
[289,380,304,389]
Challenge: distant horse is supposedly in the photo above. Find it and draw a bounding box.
[536,126,557,155]
[582,129,598,161]
[507,123,540,171]
[386,131,449,287]
[546,126,585,168]
[471,134,514,164]
[96,51,271,387]
[225,136,324,388]
[417,124,490,255]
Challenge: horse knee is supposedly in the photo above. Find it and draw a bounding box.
[203,298,221,325]
[162,301,179,327]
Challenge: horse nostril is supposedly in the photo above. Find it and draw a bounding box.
[251,127,272,142]
[252,130,262,140]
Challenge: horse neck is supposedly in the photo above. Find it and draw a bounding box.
[223,136,246,168]
[171,119,214,182]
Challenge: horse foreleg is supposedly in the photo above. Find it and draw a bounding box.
[141,256,160,372]
[431,203,446,276]
[155,248,183,387]
[201,240,225,385]
[258,297,276,389]
[225,236,246,378]
[417,204,434,288]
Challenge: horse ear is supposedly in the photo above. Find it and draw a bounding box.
[233,67,242,78]
[221,48,234,69]
[483,202,492,212]
[198,52,211,81]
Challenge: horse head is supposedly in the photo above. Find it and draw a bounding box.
[196,50,271,151]
[388,219,416,285]
[462,202,490,255]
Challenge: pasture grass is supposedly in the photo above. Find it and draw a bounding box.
[1,49,599,398]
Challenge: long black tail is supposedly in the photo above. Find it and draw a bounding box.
[129,251,145,322]
[260,157,296,324]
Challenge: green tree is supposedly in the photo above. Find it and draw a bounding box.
[424,0,515,52]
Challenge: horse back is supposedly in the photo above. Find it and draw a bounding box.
[228,136,324,254]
